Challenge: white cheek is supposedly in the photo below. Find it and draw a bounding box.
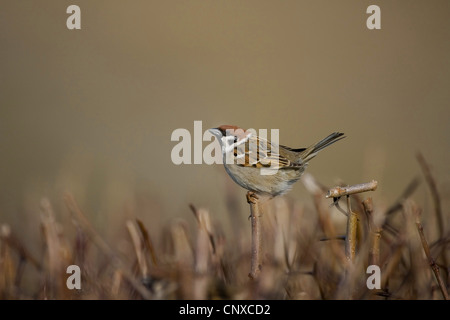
[235,132,251,147]
[224,144,234,154]
[223,136,235,143]
[222,136,234,153]
[222,132,252,154]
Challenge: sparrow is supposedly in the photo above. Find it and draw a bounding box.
[209,125,345,201]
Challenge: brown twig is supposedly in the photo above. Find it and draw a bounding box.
[40,198,70,298]
[0,225,17,298]
[303,173,347,264]
[327,181,380,299]
[327,181,380,264]
[345,196,358,263]
[64,194,152,299]
[363,198,381,266]
[415,213,449,300]
[319,235,346,241]
[135,219,158,267]
[189,205,214,299]
[326,180,378,198]
[416,152,448,279]
[247,192,262,280]
[385,177,421,217]
[380,242,404,290]
[189,204,216,255]
[0,224,41,272]
[126,220,149,279]
[380,177,421,241]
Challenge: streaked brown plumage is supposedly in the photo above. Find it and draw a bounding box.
[209,125,345,197]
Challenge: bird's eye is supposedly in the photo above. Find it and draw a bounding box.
[234,136,238,143]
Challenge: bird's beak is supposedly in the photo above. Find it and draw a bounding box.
[208,128,221,138]
[208,128,224,148]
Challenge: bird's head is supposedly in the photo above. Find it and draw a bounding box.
[209,125,252,152]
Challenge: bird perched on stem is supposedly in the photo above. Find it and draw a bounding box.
[209,125,345,202]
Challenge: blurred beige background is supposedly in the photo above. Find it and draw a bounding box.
[0,1,449,240]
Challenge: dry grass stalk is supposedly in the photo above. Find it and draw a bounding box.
[341,196,358,299]
[345,196,358,263]
[415,211,449,300]
[0,225,16,299]
[169,219,194,298]
[326,181,379,264]
[0,223,42,291]
[190,205,215,299]
[416,152,448,281]
[302,173,346,265]
[379,242,404,294]
[40,198,72,299]
[362,198,387,299]
[272,198,295,271]
[384,177,420,217]
[126,220,149,279]
[402,200,435,298]
[1,164,447,300]
[111,269,123,297]
[64,194,152,299]
[135,219,158,267]
[363,198,381,266]
[325,181,382,299]
[169,220,193,267]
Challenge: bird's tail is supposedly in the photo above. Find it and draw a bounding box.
[300,132,345,162]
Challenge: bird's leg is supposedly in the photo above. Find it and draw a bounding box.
[246,191,262,279]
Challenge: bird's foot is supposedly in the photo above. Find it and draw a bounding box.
[246,191,259,205]
[247,191,260,220]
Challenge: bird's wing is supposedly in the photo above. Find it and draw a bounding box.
[234,135,303,169]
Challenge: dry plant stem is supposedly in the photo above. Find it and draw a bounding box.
[40,199,67,297]
[303,173,347,263]
[248,192,262,280]
[326,180,378,198]
[416,153,444,238]
[135,219,158,266]
[0,225,41,272]
[380,243,404,289]
[189,204,216,254]
[189,204,212,273]
[345,196,358,263]
[382,178,421,242]
[64,194,152,299]
[126,220,148,279]
[385,177,420,216]
[416,152,448,277]
[371,230,381,267]
[314,194,347,264]
[416,219,449,300]
[363,198,380,266]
